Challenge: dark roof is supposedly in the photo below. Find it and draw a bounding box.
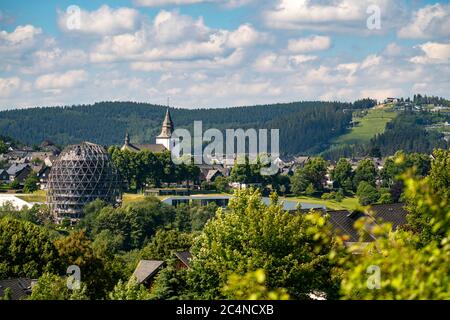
[327,210,369,242]
[326,203,409,242]
[132,260,165,285]
[121,143,167,153]
[174,251,192,268]
[205,169,223,182]
[368,203,408,230]
[136,144,167,153]
[6,163,30,176]
[0,278,36,300]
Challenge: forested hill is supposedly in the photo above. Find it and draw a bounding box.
[0,101,356,155]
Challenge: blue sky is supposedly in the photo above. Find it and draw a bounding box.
[0,0,449,109]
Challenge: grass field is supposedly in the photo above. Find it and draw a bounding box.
[333,109,397,145]
[16,190,46,203]
[283,195,361,211]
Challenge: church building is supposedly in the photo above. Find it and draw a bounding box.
[121,109,175,153]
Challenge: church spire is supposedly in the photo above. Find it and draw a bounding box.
[158,108,174,138]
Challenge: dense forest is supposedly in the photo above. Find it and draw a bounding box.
[370,112,449,156]
[322,112,450,160]
[0,101,354,155]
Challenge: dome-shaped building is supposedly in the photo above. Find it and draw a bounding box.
[47,142,122,223]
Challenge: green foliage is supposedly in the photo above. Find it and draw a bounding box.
[213,176,229,193]
[331,159,354,192]
[0,101,353,155]
[371,113,449,156]
[222,269,290,300]
[29,273,88,300]
[187,188,338,299]
[340,151,450,299]
[141,230,193,261]
[0,218,60,279]
[109,148,199,191]
[380,151,431,187]
[291,157,328,195]
[305,183,316,196]
[0,140,7,154]
[0,203,53,226]
[23,171,39,193]
[377,191,393,204]
[406,149,450,245]
[173,203,218,232]
[354,159,377,188]
[150,259,189,300]
[321,190,344,203]
[83,197,176,250]
[54,230,116,299]
[230,156,264,184]
[108,277,151,300]
[0,288,11,300]
[340,225,450,299]
[356,181,380,206]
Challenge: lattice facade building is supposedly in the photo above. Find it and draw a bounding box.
[47,142,122,223]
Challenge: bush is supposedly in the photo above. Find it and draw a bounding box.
[356,181,380,206]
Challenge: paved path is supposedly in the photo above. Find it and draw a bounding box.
[0,194,32,209]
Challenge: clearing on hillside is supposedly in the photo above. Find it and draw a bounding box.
[332,108,397,145]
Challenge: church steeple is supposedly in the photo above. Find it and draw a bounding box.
[157,108,174,138]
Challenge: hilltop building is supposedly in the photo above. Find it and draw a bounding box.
[121,109,175,153]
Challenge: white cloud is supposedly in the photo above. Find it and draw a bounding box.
[89,11,265,64]
[263,0,402,32]
[411,42,450,64]
[226,24,268,48]
[360,54,381,69]
[0,25,42,52]
[398,4,450,39]
[58,5,141,36]
[0,77,21,97]
[253,52,316,72]
[0,25,42,44]
[153,10,210,44]
[35,70,87,90]
[287,35,331,53]
[383,43,403,57]
[134,0,252,8]
[21,48,88,74]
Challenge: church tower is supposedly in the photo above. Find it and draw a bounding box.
[156,108,175,151]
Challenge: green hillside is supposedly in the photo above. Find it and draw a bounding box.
[332,108,397,145]
[0,101,354,155]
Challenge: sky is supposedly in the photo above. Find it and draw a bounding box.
[0,0,449,109]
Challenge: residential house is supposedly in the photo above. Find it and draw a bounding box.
[0,169,9,183]
[37,166,51,190]
[0,278,36,300]
[7,164,32,184]
[205,169,223,183]
[326,203,409,244]
[131,260,165,289]
[174,251,192,270]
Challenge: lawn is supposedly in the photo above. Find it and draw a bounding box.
[16,190,47,203]
[333,109,397,145]
[283,195,361,211]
